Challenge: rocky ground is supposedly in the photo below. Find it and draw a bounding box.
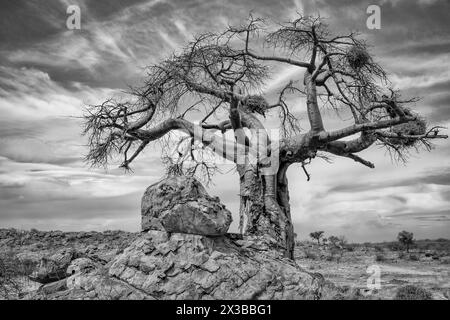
[1,227,448,300]
[0,228,138,299]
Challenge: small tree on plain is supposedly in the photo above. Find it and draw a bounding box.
[309,231,324,245]
[397,231,414,253]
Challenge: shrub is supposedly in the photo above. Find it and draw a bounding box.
[394,285,433,300]
[329,248,344,263]
[409,254,420,261]
[0,252,34,299]
[345,245,355,252]
[374,245,384,252]
[398,251,406,259]
[304,250,317,260]
[440,256,450,264]
[397,231,414,252]
[376,254,386,262]
[388,242,402,251]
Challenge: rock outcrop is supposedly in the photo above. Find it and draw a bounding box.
[28,256,153,300]
[29,248,78,284]
[141,176,232,236]
[25,230,336,300]
[108,230,326,299]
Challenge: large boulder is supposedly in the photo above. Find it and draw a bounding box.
[141,176,232,236]
[29,248,78,284]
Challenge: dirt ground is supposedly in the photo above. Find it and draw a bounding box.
[294,241,450,300]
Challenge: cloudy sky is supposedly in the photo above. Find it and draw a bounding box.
[0,0,449,242]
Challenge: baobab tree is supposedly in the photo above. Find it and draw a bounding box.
[83,15,447,259]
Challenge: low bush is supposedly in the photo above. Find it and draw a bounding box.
[375,254,386,262]
[304,250,317,260]
[374,245,384,252]
[0,251,37,299]
[345,244,355,252]
[329,248,344,263]
[409,254,420,261]
[394,285,433,300]
[387,242,402,251]
[440,256,450,264]
[398,251,406,259]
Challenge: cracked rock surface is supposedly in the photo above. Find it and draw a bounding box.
[107,230,327,299]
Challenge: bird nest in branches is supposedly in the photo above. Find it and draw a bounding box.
[388,117,427,147]
[243,95,268,115]
[346,45,370,70]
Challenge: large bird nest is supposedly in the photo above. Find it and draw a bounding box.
[243,95,269,115]
[388,117,427,147]
[346,45,370,70]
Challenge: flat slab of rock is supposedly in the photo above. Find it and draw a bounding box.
[141,176,232,236]
[38,279,68,295]
[26,257,153,300]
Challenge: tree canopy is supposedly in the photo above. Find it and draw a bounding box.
[83,14,447,176]
[82,14,447,258]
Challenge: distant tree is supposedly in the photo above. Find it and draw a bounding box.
[83,14,447,260]
[309,231,325,245]
[397,231,414,253]
[328,235,346,249]
[338,235,348,246]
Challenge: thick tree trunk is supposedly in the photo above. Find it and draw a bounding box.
[238,161,295,259]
